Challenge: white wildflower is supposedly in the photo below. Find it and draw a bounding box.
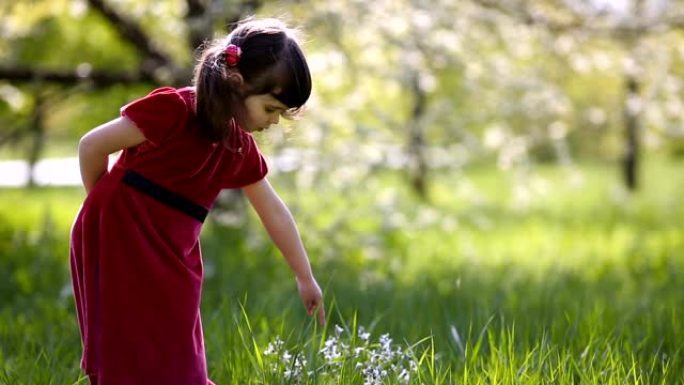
[358,326,371,341]
[379,333,392,348]
[398,368,410,383]
[320,335,346,363]
[264,336,284,356]
[282,351,292,364]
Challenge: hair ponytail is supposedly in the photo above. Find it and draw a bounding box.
[193,44,246,145]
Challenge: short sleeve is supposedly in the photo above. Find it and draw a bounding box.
[222,133,269,189]
[120,87,189,146]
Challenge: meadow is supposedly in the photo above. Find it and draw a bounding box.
[0,158,682,384]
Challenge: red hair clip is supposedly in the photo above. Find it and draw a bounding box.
[225,44,242,67]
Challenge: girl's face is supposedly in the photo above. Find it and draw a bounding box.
[243,93,288,132]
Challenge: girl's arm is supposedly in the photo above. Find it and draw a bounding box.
[78,116,146,193]
[243,178,326,325]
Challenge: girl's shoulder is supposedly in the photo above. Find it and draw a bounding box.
[149,86,177,95]
[121,86,196,145]
[123,86,196,116]
[144,86,195,107]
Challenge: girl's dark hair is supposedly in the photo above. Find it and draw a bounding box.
[193,18,312,145]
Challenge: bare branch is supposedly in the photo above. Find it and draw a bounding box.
[186,0,207,16]
[225,0,265,29]
[184,0,266,54]
[86,0,174,73]
[185,0,210,51]
[0,67,154,87]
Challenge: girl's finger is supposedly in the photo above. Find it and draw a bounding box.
[317,303,326,325]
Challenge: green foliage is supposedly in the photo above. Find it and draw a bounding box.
[1,160,683,383]
[4,4,127,69]
[4,0,684,179]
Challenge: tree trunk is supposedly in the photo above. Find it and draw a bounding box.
[407,70,428,199]
[623,73,640,191]
[27,92,47,188]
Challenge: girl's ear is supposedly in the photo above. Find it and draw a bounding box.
[227,72,245,90]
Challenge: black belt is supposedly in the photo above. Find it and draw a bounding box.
[122,170,208,223]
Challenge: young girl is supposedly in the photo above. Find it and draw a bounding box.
[70,18,325,385]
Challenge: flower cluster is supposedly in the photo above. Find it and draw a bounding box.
[263,336,308,383]
[350,327,416,385]
[262,325,418,384]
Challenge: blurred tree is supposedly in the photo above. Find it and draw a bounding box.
[472,0,684,190]
[260,0,683,203]
[267,0,468,200]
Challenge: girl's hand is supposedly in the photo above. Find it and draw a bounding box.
[296,276,325,325]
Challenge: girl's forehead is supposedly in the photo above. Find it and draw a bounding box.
[248,93,288,109]
[264,94,288,109]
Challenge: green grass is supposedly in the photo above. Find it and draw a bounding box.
[1,158,683,384]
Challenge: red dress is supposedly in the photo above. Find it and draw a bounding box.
[69,87,268,385]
